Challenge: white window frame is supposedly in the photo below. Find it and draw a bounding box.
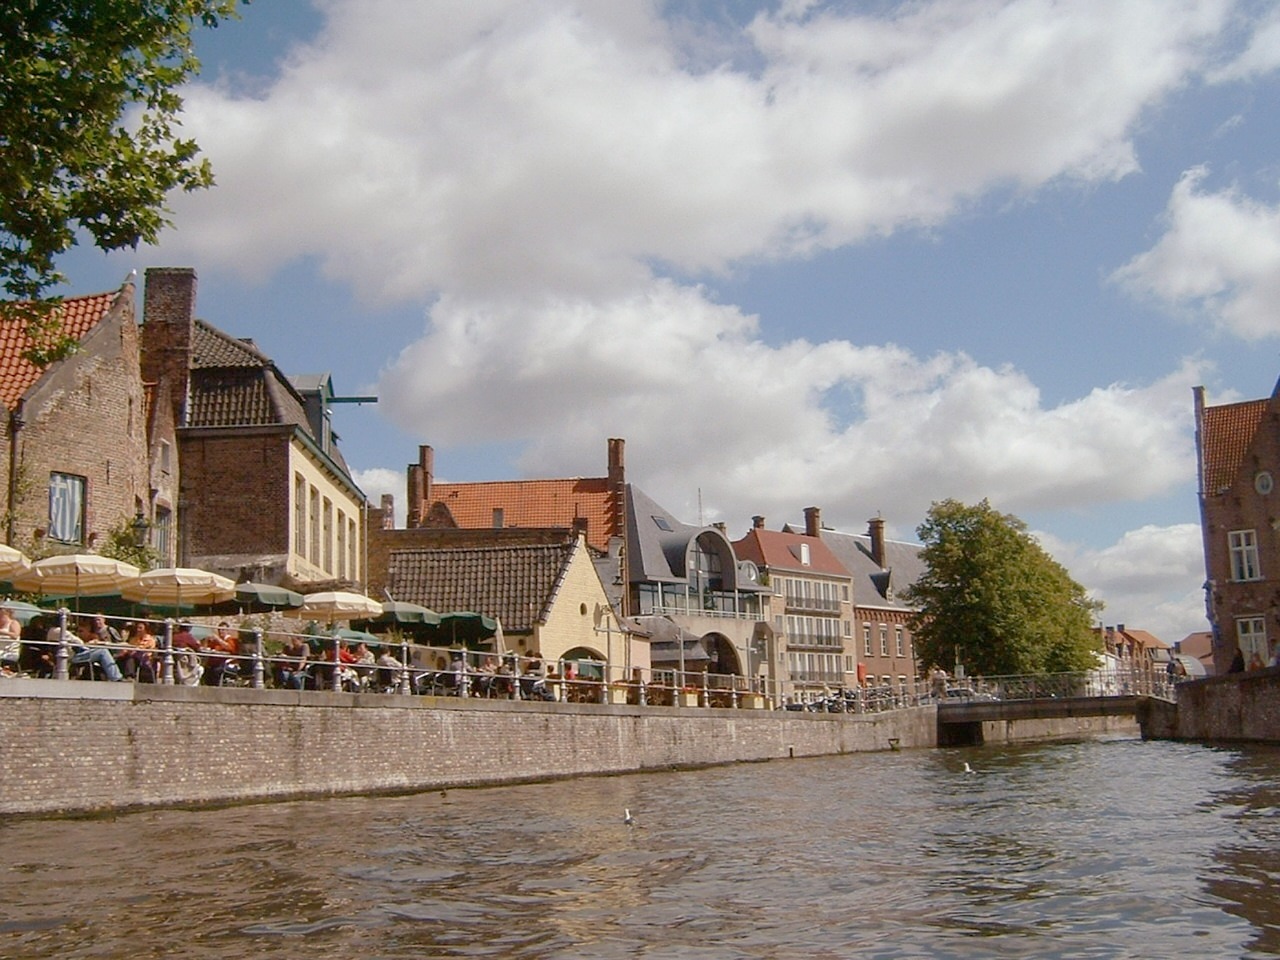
[1228,529,1261,581]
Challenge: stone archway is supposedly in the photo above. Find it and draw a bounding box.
[702,632,742,676]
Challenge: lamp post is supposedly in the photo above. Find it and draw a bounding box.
[132,509,151,568]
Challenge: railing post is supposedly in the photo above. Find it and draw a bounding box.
[332,635,343,692]
[55,607,70,680]
[252,629,265,689]
[160,619,175,685]
[399,639,411,695]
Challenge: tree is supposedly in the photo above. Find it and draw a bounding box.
[0,0,243,364]
[904,499,1101,677]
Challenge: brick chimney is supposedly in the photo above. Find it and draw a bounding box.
[752,515,766,529]
[868,516,886,568]
[607,437,626,539]
[406,445,432,528]
[804,506,821,539]
[140,267,197,426]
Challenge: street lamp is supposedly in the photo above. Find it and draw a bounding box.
[132,509,151,550]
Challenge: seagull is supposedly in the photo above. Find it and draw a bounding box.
[623,808,636,826]
[963,762,974,774]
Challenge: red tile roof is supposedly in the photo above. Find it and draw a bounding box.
[732,527,849,577]
[1200,398,1268,495]
[428,478,616,553]
[0,292,118,407]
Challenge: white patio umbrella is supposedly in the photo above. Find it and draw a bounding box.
[13,554,141,608]
[300,590,383,621]
[0,544,30,581]
[122,567,236,608]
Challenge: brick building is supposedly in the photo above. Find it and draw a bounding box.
[140,267,366,588]
[1194,381,1280,673]
[733,509,854,701]
[405,438,626,553]
[1,275,177,559]
[818,515,926,686]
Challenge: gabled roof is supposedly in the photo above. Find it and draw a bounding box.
[385,537,581,632]
[1199,398,1269,495]
[732,527,848,578]
[186,320,311,429]
[820,528,926,611]
[0,290,121,408]
[427,477,615,553]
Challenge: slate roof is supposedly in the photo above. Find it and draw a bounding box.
[385,539,580,632]
[426,477,616,553]
[1199,398,1269,495]
[0,290,120,408]
[819,527,926,611]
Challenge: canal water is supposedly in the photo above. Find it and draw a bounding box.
[3,736,1278,959]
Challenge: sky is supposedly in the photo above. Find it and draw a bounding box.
[54,0,1280,643]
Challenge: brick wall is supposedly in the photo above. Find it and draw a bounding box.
[0,682,938,816]
[7,292,150,547]
[179,432,291,567]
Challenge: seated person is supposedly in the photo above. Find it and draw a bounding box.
[376,646,405,692]
[201,622,240,686]
[121,618,158,683]
[70,617,123,681]
[171,622,204,686]
[19,617,54,677]
[275,635,310,689]
[0,604,23,675]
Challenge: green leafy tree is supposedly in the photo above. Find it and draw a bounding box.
[905,499,1102,677]
[0,0,243,364]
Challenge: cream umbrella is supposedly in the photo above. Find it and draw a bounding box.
[122,567,236,608]
[13,554,141,610]
[300,590,383,620]
[0,544,30,580]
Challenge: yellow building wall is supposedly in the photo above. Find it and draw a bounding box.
[533,539,649,682]
[287,444,364,586]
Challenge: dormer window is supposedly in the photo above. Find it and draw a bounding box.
[799,543,810,566]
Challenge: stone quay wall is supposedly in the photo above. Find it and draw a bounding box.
[0,681,939,816]
[1140,667,1280,743]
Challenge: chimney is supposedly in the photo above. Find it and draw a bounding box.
[804,506,821,539]
[406,444,432,528]
[380,494,395,530]
[868,516,886,568]
[752,515,766,529]
[140,267,197,426]
[607,438,626,540]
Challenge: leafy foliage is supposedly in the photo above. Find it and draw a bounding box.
[0,1,242,362]
[905,499,1102,676]
[98,518,160,571]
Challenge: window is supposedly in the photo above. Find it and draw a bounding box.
[493,508,504,528]
[48,472,86,544]
[799,543,811,566]
[1237,616,1267,661]
[322,498,333,572]
[1229,530,1261,581]
[309,487,320,566]
[895,626,904,657]
[158,440,172,475]
[337,513,347,581]
[863,623,872,657]
[879,624,889,657]
[348,517,358,581]
[294,474,307,556]
[153,507,172,562]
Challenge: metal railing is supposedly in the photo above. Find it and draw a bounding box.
[2,609,1186,711]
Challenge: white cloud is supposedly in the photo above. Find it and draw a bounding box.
[1207,4,1280,81]
[165,0,1235,300]
[1112,166,1280,339]
[1036,523,1208,643]
[379,280,1205,532]
[352,467,405,526]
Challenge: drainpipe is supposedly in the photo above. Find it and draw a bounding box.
[6,402,25,546]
